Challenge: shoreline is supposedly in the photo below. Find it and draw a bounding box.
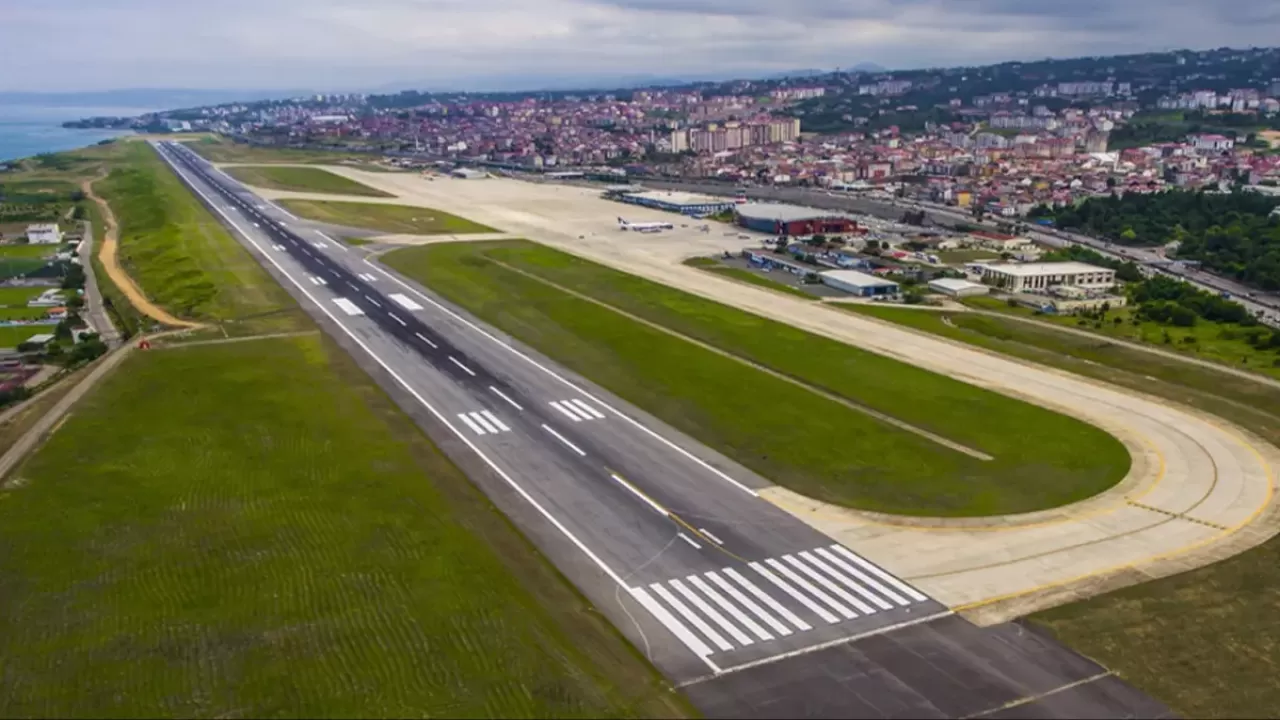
[0,127,137,165]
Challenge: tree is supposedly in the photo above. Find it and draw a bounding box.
[61,264,85,290]
[1169,305,1197,327]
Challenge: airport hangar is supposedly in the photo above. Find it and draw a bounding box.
[735,202,861,236]
[610,189,738,216]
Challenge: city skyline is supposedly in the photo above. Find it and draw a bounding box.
[6,0,1280,93]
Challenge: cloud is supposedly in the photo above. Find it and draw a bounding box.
[2,0,1278,92]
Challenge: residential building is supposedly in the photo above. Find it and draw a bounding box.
[25,224,62,245]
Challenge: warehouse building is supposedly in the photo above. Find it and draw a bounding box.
[980,262,1115,293]
[819,269,899,297]
[614,190,737,216]
[928,277,988,298]
[735,203,861,236]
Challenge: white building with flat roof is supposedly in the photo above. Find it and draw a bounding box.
[928,278,988,298]
[980,261,1115,293]
[818,269,899,297]
[26,224,62,245]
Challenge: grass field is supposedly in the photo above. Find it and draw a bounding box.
[222,165,394,197]
[0,307,53,321]
[184,137,376,166]
[682,257,816,299]
[842,303,1280,718]
[0,286,46,306]
[342,236,373,246]
[383,240,1129,517]
[0,325,52,348]
[278,199,497,235]
[0,334,686,718]
[964,295,1280,379]
[98,143,307,335]
[0,244,60,259]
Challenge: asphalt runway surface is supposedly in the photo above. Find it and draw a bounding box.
[155,141,1171,718]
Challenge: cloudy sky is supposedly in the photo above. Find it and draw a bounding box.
[6,0,1279,93]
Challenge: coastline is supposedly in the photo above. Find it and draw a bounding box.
[0,105,152,165]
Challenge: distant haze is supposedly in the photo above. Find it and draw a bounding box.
[4,0,1279,93]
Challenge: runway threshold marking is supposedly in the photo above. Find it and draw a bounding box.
[636,546,932,659]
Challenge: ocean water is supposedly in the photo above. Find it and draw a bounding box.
[0,105,159,164]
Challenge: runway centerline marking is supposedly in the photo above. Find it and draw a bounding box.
[489,386,522,410]
[610,473,666,515]
[449,356,476,376]
[541,423,586,456]
[415,332,437,348]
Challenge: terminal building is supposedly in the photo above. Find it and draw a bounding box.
[612,190,738,216]
[734,203,860,236]
[979,262,1115,293]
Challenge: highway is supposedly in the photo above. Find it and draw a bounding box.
[154,141,1170,718]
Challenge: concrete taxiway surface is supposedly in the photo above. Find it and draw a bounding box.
[274,168,1280,624]
[167,145,1171,716]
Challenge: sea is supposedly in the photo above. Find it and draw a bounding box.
[0,104,161,164]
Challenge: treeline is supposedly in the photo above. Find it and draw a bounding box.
[1043,190,1280,248]
[1033,189,1280,288]
[1128,275,1255,327]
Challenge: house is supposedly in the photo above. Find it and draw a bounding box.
[25,224,63,245]
[969,230,1031,252]
[1192,134,1234,153]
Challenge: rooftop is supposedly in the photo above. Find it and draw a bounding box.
[622,190,729,206]
[736,202,853,222]
[929,278,987,291]
[983,261,1113,277]
[819,269,900,288]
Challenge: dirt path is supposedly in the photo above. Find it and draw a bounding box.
[81,175,205,330]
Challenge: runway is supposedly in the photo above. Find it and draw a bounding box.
[280,169,1280,624]
[156,142,1168,717]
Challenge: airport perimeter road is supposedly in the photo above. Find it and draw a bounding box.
[158,142,1169,718]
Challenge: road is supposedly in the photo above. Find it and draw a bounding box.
[76,219,120,346]
[157,142,1170,718]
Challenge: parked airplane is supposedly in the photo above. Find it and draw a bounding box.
[618,217,673,232]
